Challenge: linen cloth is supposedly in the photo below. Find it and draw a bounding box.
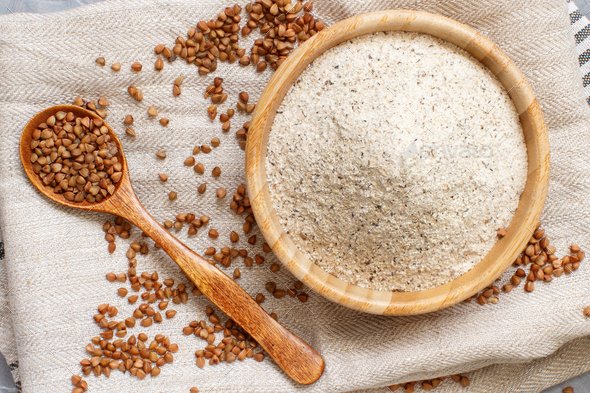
[0,0,589,392]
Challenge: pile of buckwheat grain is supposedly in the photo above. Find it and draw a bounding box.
[29,105,122,204]
[471,224,584,305]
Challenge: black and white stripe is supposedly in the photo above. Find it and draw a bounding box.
[569,0,590,104]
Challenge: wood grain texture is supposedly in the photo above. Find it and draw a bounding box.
[245,10,550,315]
[19,104,324,385]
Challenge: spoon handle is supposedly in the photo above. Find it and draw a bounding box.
[116,193,325,385]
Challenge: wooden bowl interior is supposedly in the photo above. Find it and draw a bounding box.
[245,10,549,315]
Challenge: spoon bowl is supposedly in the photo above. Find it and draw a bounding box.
[20,104,325,385]
[20,105,132,212]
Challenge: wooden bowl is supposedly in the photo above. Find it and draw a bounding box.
[245,10,549,315]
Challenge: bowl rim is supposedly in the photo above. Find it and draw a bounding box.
[245,9,549,315]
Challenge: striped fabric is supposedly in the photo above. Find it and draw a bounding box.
[569,0,590,104]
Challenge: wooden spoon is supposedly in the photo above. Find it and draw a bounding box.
[19,104,325,385]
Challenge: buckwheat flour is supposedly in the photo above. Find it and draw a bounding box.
[266,31,528,291]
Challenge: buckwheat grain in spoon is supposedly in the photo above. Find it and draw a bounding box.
[19,104,325,385]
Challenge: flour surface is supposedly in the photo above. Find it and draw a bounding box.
[266,31,528,291]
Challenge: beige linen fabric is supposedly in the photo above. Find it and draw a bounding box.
[363,337,590,393]
[0,0,589,392]
[0,266,19,387]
